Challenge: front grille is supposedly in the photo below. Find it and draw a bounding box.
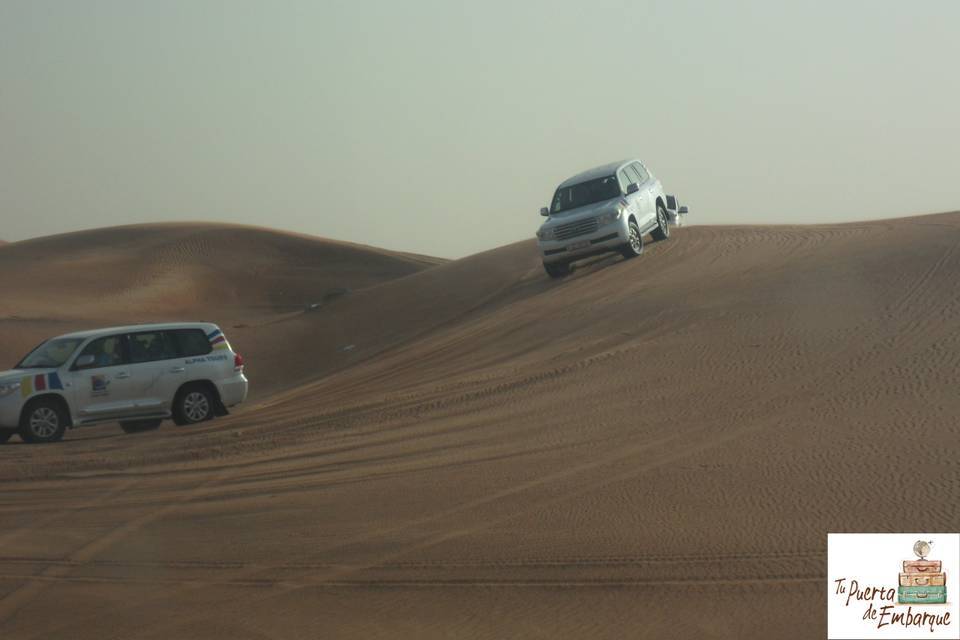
[554,217,598,241]
[590,233,619,244]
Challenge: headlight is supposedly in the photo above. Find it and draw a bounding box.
[537,227,555,241]
[0,381,21,398]
[596,209,623,226]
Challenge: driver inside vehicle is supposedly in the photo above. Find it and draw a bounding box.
[80,337,124,368]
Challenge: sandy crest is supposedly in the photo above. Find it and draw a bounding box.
[0,213,958,638]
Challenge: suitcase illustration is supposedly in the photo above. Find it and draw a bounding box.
[900,572,946,587]
[903,560,942,574]
[898,585,947,604]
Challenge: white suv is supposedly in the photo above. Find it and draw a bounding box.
[0,322,248,443]
[537,159,670,278]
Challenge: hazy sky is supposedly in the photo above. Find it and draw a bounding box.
[1,1,958,258]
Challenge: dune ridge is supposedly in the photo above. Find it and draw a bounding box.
[0,212,959,638]
[0,223,444,395]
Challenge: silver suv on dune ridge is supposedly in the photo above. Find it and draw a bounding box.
[0,322,248,443]
[536,159,670,278]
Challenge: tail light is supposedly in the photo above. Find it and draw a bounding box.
[234,353,244,371]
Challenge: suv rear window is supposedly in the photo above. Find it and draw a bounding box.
[128,331,180,363]
[632,162,649,182]
[170,329,213,357]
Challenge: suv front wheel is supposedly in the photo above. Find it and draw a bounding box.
[620,220,644,259]
[173,385,215,426]
[543,261,571,279]
[19,398,68,443]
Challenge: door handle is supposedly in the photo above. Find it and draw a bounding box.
[115,371,131,379]
[169,367,185,373]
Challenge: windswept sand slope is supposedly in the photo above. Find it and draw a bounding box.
[1,213,959,638]
[0,223,443,397]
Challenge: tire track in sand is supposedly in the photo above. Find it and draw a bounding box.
[16,409,796,640]
[0,478,139,549]
[0,471,230,622]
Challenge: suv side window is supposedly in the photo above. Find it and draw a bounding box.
[128,331,179,364]
[618,169,633,192]
[75,335,127,370]
[169,329,213,357]
[625,165,641,186]
[632,162,649,184]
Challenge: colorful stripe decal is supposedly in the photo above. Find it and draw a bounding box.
[207,328,229,351]
[19,372,65,398]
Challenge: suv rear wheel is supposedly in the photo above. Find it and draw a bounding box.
[651,204,670,241]
[173,385,215,426]
[19,398,68,444]
[120,419,162,434]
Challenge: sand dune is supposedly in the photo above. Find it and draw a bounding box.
[1,213,959,638]
[0,223,443,397]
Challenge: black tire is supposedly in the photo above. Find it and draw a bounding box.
[0,431,13,444]
[544,261,571,279]
[651,203,670,241]
[620,220,644,258]
[19,398,68,444]
[120,419,162,434]
[172,385,215,426]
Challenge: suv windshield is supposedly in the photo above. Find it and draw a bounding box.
[16,337,85,369]
[551,175,622,214]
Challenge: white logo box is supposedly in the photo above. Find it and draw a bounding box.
[828,533,959,639]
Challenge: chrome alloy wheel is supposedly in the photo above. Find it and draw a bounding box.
[29,407,60,439]
[183,391,211,422]
[658,208,669,238]
[629,225,642,253]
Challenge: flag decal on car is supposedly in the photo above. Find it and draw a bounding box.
[207,329,229,351]
[20,372,64,398]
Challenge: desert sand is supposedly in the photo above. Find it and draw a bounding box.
[0,214,958,638]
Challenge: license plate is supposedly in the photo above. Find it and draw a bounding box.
[567,241,589,251]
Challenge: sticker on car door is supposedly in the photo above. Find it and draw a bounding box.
[91,375,110,396]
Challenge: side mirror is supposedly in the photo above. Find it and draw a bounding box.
[678,206,688,214]
[626,183,640,195]
[74,354,95,369]
[540,207,550,217]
